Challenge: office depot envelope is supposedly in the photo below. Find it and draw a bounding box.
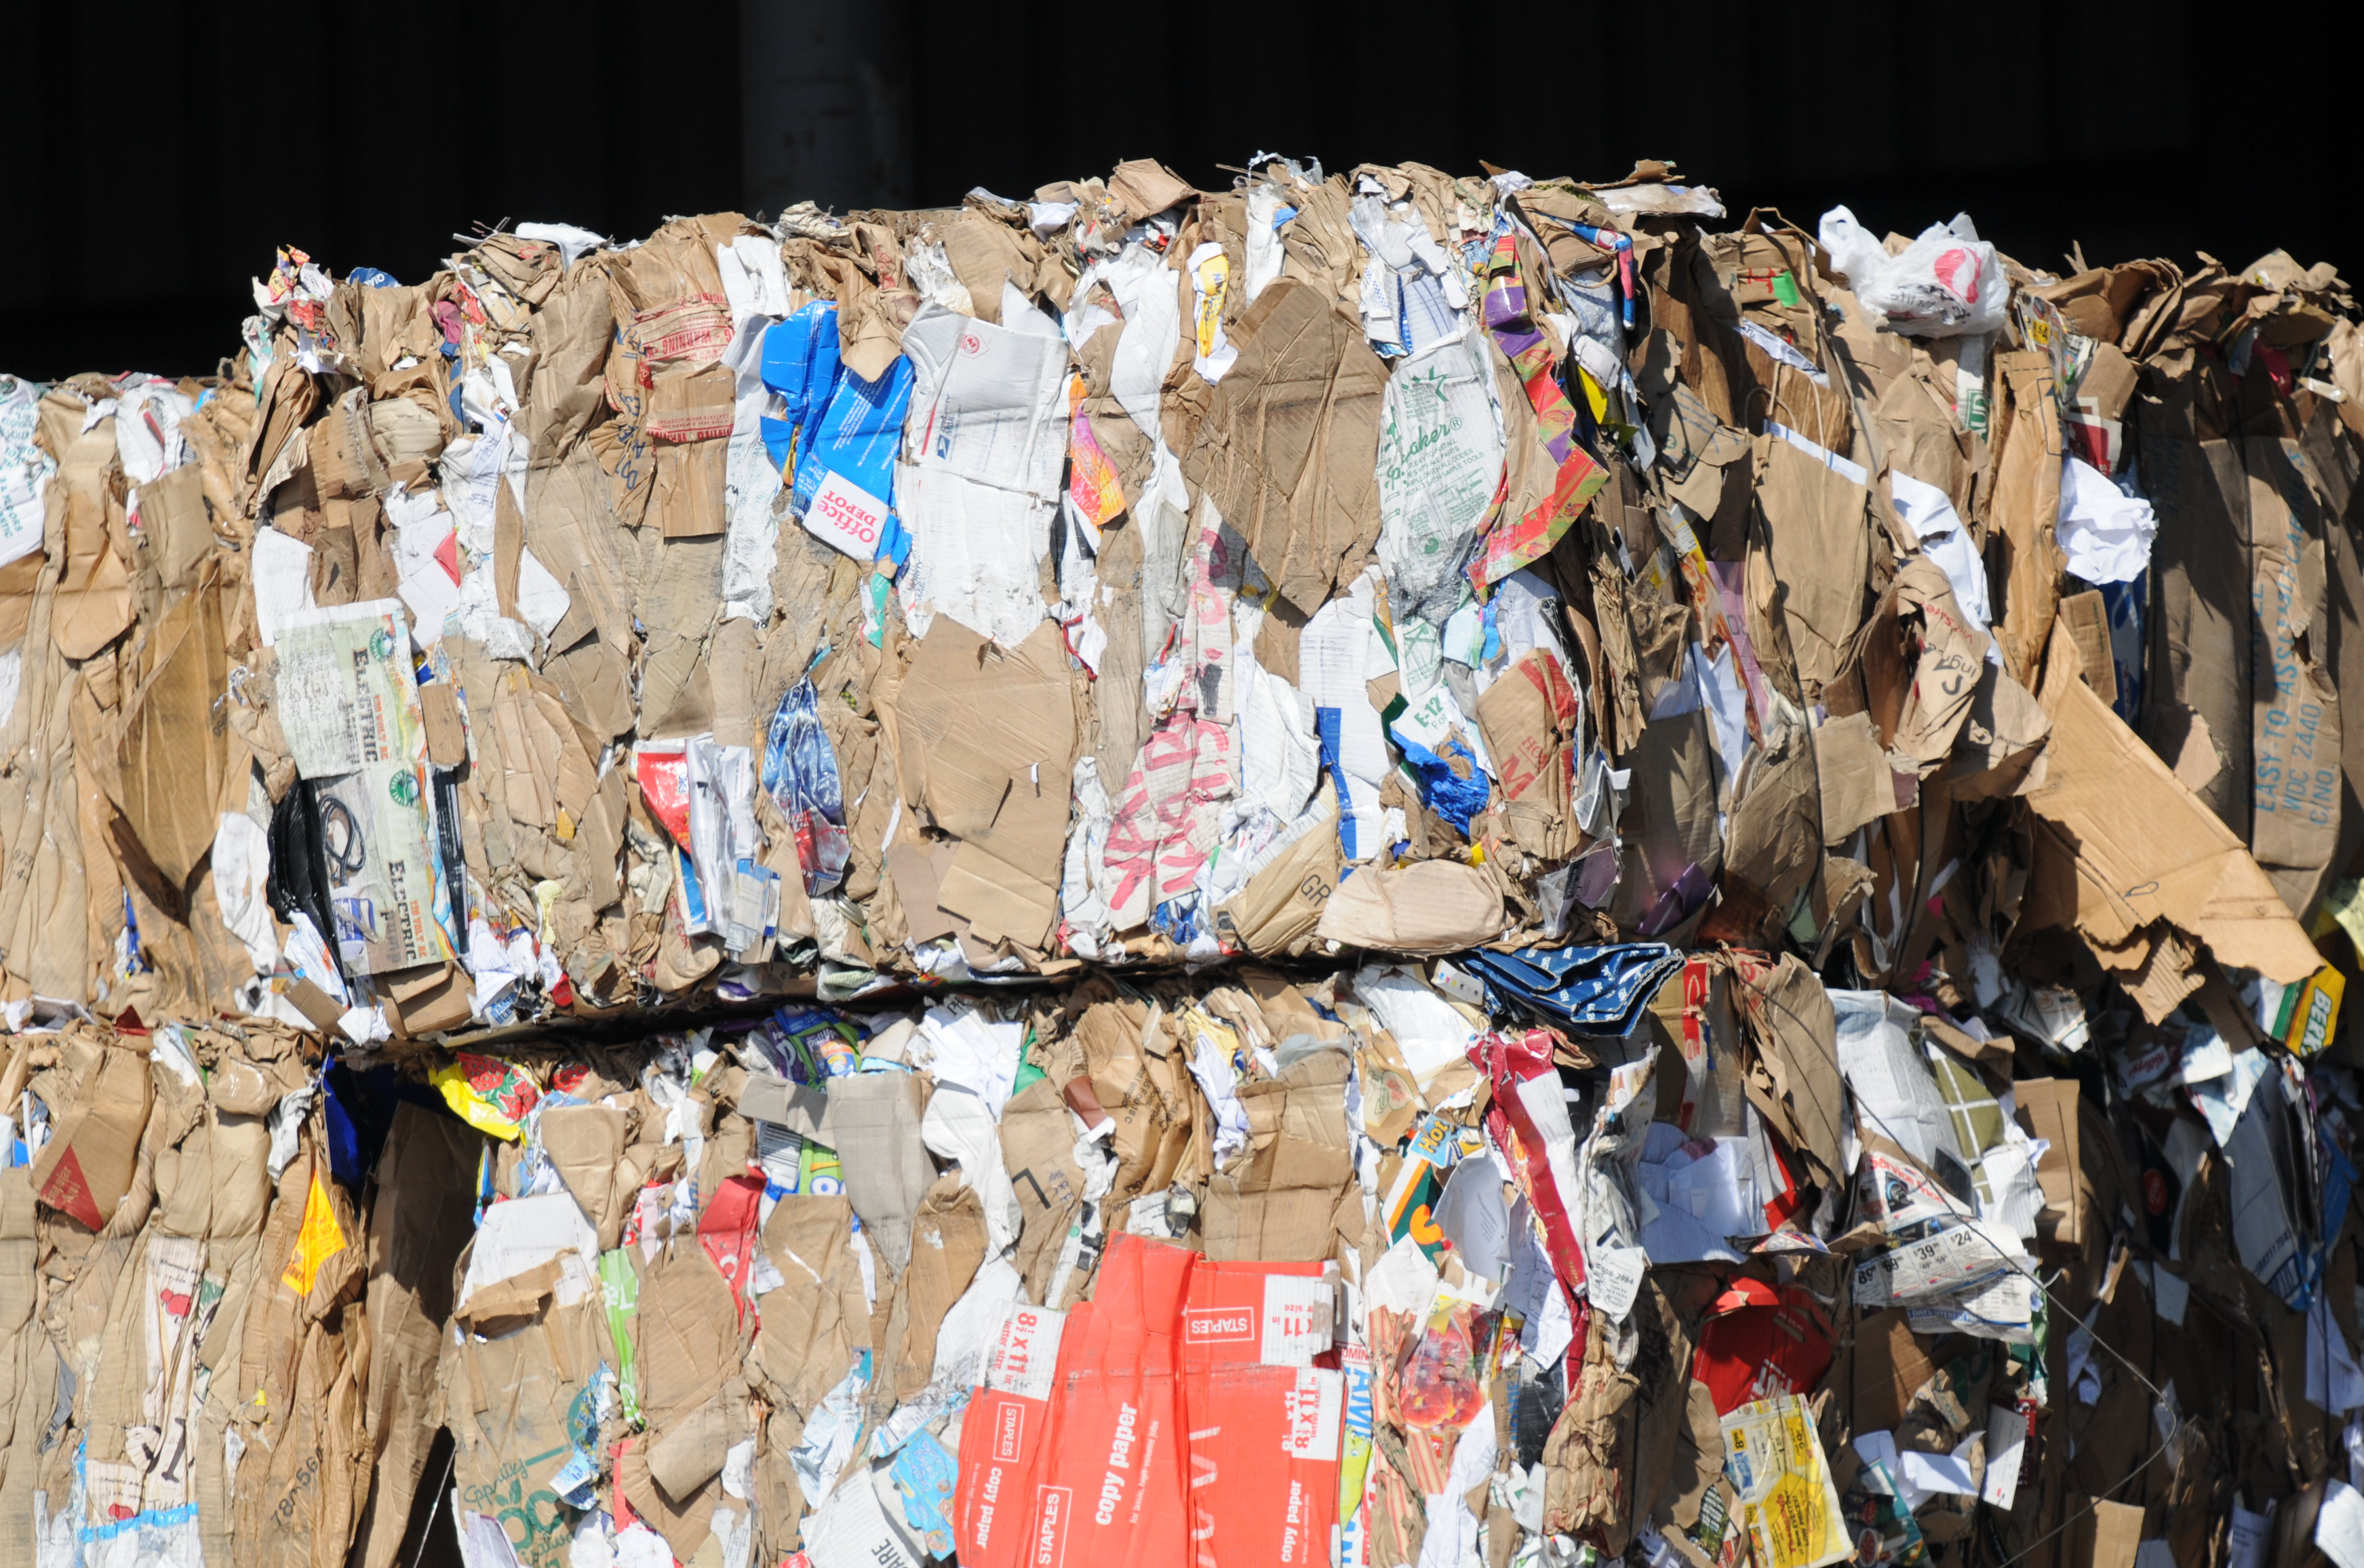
[956,1299,1068,1568]
[1023,1232,1194,1568]
[1181,1260,1344,1568]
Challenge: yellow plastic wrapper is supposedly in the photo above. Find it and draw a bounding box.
[1720,1394,1849,1568]
[429,1051,541,1140]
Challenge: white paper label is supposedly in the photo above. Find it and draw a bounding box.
[1280,1367,1344,1459]
[2321,1481,2364,1568]
[1853,1220,2018,1306]
[983,1301,1065,1402]
[2230,1501,2274,1568]
[1261,1275,1334,1365]
[1430,958,1486,1008]
[802,467,890,560]
[0,467,41,568]
[1585,1242,1647,1322]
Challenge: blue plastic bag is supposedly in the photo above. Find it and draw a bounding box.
[1396,734,1491,834]
[762,678,850,896]
[758,303,839,473]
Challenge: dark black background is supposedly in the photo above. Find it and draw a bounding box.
[5,0,2351,382]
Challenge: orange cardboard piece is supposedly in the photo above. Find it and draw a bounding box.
[1180,1259,1344,1568]
[955,1299,1068,1568]
[1021,1233,1194,1568]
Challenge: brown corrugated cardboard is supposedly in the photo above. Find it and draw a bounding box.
[2033,646,2323,983]
[1316,860,1506,955]
[30,1042,151,1231]
[1186,277,1387,614]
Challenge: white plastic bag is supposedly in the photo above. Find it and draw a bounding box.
[1819,206,2008,338]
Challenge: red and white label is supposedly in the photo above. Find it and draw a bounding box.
[1259,1276,1332,1365]
[1185,1310,1255,1344]
[994,1400,1029,1462]
[1279,1368,1343,1460]
[985,1304,1065,1402]
[1031,1485,1073,1568]
[802,468,890,560]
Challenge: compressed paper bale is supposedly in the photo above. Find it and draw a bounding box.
[13,154,2364,1568]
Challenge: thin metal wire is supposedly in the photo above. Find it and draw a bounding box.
[1843,1091,2192,1568]
[410,1439,458,1568]
[1733,973,2195,1565]
[1988,1437,2175,1568]
[1741,968,2171,1405]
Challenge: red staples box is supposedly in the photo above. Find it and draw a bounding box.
[956,1298,1067,1568]
[1181,1259,1343,1568]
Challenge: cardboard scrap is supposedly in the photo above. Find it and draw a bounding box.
[2032,651,2321,985]
[1316,860,1508,955]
